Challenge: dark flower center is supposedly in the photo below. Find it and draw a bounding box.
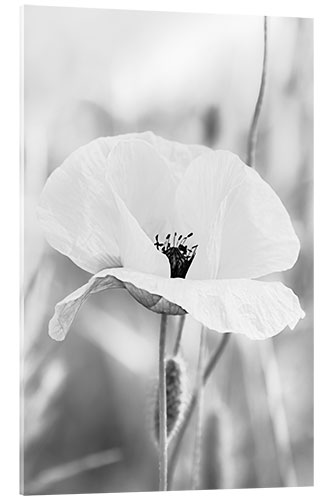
[154,232,198,279]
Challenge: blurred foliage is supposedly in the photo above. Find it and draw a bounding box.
[22,7,313,494]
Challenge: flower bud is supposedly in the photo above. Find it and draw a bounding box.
[154,356,187,444]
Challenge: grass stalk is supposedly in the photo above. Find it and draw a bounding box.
[191,327,206,489]
[168,333,230,488]
[158,313,168,490]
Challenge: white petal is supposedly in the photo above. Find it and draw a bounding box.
[37,137,169,276]
[49,274,125,341]
[37,132,208,275]
[106,139,175,239]
[109,269,305,340]
[139,131,210,173]
[37,138,121,273]
[175,150,300,279]
[112,192,169,275]
[49,268,304,341]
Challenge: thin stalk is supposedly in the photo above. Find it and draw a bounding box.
[168,333,231,488]
[245,15,297,486]
[259,340,298,486]
[246,16,268,167]
[173,314,186,356]
[158,313,168,491]
[25,449,123,494]
[203,332,230,384]
[191,327,206,489]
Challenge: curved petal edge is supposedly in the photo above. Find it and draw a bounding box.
[49,268,305,342]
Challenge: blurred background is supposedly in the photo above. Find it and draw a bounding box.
[22,6,313,494]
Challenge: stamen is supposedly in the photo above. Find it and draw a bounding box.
[154,232,198,279]
[180,233,193,246]
[173,232,177,246]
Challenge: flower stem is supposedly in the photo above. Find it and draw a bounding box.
[168,333,231,488]
[245,15,297,487]
[191,327,206,489]
[158,313,168,491]
[173,315,186,356]
[246,16,268,167]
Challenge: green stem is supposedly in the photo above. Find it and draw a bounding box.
[168,333,230,488]
[158,313,168,491]
[246,16,268,167]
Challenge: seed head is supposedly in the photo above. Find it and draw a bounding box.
[154,356,187,444]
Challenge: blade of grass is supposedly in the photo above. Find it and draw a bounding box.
[25,448,123,494]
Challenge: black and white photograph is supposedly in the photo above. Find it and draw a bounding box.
[21,4,313,495]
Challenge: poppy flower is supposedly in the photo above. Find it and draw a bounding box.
[37,131,304,341]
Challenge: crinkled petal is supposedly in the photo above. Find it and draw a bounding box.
[49,273,125,341]
[37,138,121,273]
[104,131,209,171]
[106,139,176,239]
[175,150,300,279]
[139,130,210,178]
[37,131,207,275]
[112,192,169,276]
[49,268,304,341]
[37,137,169,276]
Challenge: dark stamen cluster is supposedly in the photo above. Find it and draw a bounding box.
[154,232,198,278]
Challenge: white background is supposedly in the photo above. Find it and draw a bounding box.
[0,0,331,499]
